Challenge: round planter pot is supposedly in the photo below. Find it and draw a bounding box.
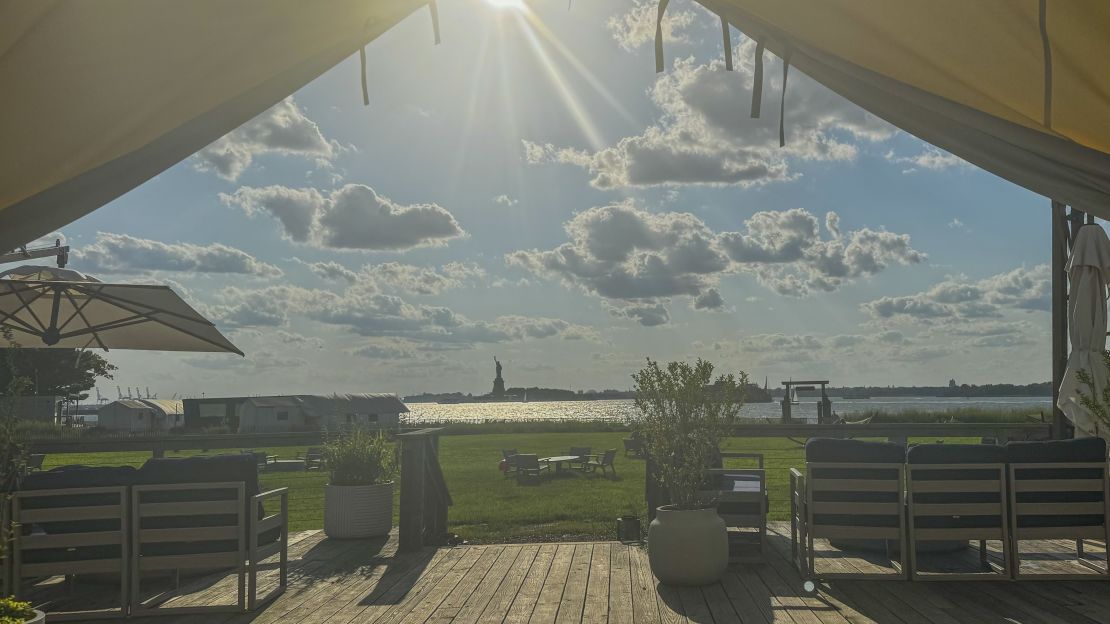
[648,506,728,586]
[25,610,46,624]
[324,481,394,539]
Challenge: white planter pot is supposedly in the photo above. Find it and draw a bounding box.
[648,506,728,586]
[25,610,46,624]
[324,481,394,539]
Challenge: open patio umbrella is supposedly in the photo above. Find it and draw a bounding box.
[1057,225,1110,437]
[0,265,242,355]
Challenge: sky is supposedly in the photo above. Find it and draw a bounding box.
[49,0,1059,399]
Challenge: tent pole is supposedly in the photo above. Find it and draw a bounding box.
[1052,201,1081,439]
[1051,201,1067,439]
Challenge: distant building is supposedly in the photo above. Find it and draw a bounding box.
[949,379,957,388]
[236,394,408,433]
[183,396,248,431]
[1,395,61,423]
[96,398,184,432]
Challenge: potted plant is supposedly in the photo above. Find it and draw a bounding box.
[323,429,398,539]
[0,597,43,624]
[631,358,745,586]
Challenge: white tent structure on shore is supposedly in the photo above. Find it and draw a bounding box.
[2,1,1110,435]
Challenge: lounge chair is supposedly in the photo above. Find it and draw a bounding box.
[501,449,520,478]
[514,454,549,480]
[584,449,617,477]
[298,446,324,471]
[568,446,591,471]
[11,466,134,620]
[702,452,767,562]
[1006,437,1110,579]
[791,438,907,580]
[622,438,644,458]
[905,443,1011,580]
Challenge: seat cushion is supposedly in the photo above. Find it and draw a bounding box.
[907,444,1005,529]
[805,439,904,529]
[1006,438,1107,528]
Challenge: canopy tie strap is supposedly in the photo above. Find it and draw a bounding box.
[1039,0,1052,128]
[359,47,369,106]
[779,48,792,147]
[654,0,670,73]
[719,15,733,71]
[751,39,765,118]
[429,0,441,44]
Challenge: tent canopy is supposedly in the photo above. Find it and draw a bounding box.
[2,1,1109,246]
[0,0,431,253]
[694,0,1110,217]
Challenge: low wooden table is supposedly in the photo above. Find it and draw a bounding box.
[541,455,582,474]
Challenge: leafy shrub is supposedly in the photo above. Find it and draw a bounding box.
[0,596,35,624]
[324,429,398,486]
[630,358,746,511]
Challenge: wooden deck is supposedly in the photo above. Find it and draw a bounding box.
[28,521,1110,623]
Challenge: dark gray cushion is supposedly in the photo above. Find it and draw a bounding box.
[1006,438,1107,528]
[805,439,904,529]
[908,444,1005,529]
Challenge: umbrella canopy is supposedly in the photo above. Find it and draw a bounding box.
[0,265,242,355]
[1057,225,1110,437]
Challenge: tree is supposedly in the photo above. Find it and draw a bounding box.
[0,347,116,400]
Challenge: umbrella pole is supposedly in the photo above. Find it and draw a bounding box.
[1052,201,1084,439]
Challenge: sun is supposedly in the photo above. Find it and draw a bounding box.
[484,0,526,11]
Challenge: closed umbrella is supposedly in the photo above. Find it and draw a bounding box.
[1058,226,1110,437]
[0,265,242,355]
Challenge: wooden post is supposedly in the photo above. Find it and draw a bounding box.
[398,435,426,553]
[1052,201,1079,439]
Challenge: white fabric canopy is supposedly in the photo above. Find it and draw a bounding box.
[0,0,431,253]
[1057,225,1110,437]
[695,1,1110,218]
[0,265,242,354]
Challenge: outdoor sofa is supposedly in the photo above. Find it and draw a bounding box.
[790,437,1109,584]
[6,454,288,620]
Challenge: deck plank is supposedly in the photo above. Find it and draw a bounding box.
[529,543,575,624]
[399,545,497,624]
[446,545,524,624]
[628,545,662,624]
[607,544,634,624]
[554,544,593,624]
[478,544,542,624]
[581,543,611,623]
[503,544,558,624]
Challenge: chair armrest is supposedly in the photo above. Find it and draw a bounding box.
[253,487,289,503]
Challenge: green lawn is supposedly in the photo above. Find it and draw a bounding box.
[38,433,978,543]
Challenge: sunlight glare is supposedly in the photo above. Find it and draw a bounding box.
[484,0,527,11]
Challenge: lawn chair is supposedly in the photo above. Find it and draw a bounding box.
[501,449,520,478]
[905,443,1011,580]
[568,446,591,471]
[514,454,549,480]
[791,438,907,580]
[622,438,644,458]
[584,449,617,477]
[12,467,134,621]
[702,452,767,562]
[25,454,45,473]
[298,446,324,471]
[1006,437,1110,579]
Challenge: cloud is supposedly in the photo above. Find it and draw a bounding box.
[947,218,966,230]
[508,202,922,324]
[220,184,464,251]
[861,265,1050,321]
[205,280,595,349]
[885,146,971,174]
[493,194,518,206]
[524,42,893,189]
[292,258,358,283]
[607,0,699,52]
[194,98,337,181]
[362,261,486,295]
[74,232,282,278]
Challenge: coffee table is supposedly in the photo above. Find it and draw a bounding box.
[541,455,581,473]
